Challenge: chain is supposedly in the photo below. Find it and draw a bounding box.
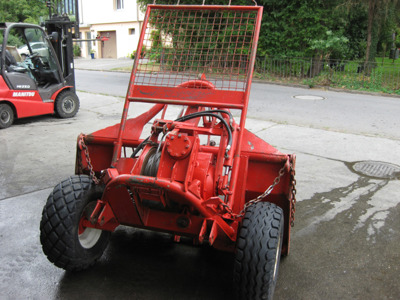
[221,156,297,227]
[289,156,297,227]
[236,161,287,218]
[79,134,100,185]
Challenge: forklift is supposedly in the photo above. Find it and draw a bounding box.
[0,0,80,129]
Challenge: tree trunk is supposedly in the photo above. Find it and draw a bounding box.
[364,0,378,71]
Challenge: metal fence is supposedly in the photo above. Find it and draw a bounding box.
[254,57,400,93]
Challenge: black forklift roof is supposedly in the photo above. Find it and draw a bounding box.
[0,22,43,30]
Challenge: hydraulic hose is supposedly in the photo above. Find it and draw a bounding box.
[131,136,150,158]
[133,110,233,159]
[175,111,233,153]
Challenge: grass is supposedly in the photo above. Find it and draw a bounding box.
[254,56,400,95]
[111,61,162,73]
[326,58,400,94]
[111,66,132,72]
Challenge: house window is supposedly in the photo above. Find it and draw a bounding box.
[116,0,124,10]
[129,28,135,35]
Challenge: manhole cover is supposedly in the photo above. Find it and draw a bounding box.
[351,161,400,179]
[293,95,325,100]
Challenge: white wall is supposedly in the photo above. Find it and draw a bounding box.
[80,0,143,25]
[78,0,145,58]
[91,22,142,58]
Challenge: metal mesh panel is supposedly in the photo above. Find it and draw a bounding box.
[133,6,259,92]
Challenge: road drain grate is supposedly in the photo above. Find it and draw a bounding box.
[351,161,400,179]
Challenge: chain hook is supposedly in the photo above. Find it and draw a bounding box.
[252,0,258,6]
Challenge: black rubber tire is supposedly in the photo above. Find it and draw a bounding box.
[40,175,110,271]
[55,90,80,118]
[233,202,284,300]
[0,103,14,129]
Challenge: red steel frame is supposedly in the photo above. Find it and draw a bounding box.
[76,5,296,254]
[117,4,263,204]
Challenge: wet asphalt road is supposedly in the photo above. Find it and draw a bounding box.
[1,188,236,300]
[1,64,400,299]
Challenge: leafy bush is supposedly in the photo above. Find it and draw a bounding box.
[130,49,146,60]
[73,44,81,57]
[310,31,349,60]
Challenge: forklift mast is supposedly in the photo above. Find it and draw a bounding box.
[44,0,79,92]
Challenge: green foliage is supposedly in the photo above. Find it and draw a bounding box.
[140,6,257,73]
[396,28,400,48]
[4,27,27,47]
[0,0,48,24]
[150,30,162,49]
[7,34,24,47]
[335,4,367,60]
[148,30,162,62]
[377,1,399,51]
[130,49,146,60]
[73,44,81,57]
[136,0,398,65]
[310,30,349,59]
[130,50,136,59]
[258,0,333,58]
[254,56,400,94]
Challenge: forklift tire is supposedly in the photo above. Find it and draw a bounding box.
[40,175,110,271]
[55,90,80,118]
[233,202,284,300]
[0,103,14,129]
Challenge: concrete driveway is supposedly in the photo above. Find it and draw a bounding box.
[0,89,399,299]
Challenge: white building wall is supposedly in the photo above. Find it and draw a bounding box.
[78,0,145,58]
[80,0,142,25]
[90,22,142,58]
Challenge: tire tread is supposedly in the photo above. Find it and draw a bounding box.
[233,202,284,300]
[40,175,108,271]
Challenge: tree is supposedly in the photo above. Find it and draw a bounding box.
[338,4,368,60]
[258,0,336,58]
[0,0,48,24]
[137,0,337,59]
[136,0,399,66]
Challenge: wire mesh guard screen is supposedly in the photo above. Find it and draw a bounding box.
[128,5,262,108]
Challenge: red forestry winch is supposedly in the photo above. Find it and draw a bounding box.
[40,4,296,300]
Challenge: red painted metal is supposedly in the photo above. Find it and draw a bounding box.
[75,4,296,255]
[0,76,56,118]
[0,22,78,126]
[0,75,76,120]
